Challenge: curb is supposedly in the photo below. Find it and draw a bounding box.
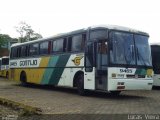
[0,96,42,115]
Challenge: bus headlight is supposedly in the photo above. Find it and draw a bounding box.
[112,73,116,78]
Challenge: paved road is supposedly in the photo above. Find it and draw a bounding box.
[0,77,160,114]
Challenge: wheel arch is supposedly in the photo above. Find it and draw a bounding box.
[73,71,84,87]
[20,70,27,82]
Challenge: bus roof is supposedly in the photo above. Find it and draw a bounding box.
[90,25,148,35]
[150,43,160,46]
[11,25,149,48]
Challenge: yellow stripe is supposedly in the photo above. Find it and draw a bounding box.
[11,57,50,84]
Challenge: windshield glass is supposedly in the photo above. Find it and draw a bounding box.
[135,35,152,66]
[110,32,135,65]
[110,31,152,67]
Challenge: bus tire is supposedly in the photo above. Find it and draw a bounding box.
[110,91,121,96]
[77,74,86,96]
[20,72,28,86]
[6,71,9,79]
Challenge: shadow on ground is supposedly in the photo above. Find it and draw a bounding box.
[14,83,147,100]
[152,86,160,90]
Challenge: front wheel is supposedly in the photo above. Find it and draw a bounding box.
[110,91,121,96]
[77,74,86,96]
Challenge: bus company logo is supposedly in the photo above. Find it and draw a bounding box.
[20,59,37,66]
[72,56,83,66]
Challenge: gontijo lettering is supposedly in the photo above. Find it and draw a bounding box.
[20,60,37,66]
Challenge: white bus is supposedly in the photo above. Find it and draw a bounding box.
[0,56,9,78]
[151,44,160,86]
[10,25,153,95]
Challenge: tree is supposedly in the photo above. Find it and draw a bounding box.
[0,34,11,49]
[15,22,43,43]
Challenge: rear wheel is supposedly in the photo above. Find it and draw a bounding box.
[6,71,9,79]
[77,74,86,95]
[20,72,28,86]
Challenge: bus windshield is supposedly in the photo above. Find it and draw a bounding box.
[110,31,152,67]
[110,32,135,65]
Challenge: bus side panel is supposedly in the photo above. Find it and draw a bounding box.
[30,57,50,84]
[10,69,21,82]
[57,68,84,87]
[56,53,84,87]
[1,70,6,77]
[153,74,160,86]
[84,67,95,90]
[40,55,71,85]
[10,57,50,84]
[11,68,49,84]
[26,68,48,84]
[10,53,85,87]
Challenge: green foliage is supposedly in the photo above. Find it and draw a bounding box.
[0,34,11,48]
[15,22,43,43]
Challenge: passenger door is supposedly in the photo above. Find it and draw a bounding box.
[95,41,108,90]
[84,42,95,90]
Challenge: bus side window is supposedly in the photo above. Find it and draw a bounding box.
[21,46,25,57]
[52,39,64,53]
[71,35,83,52]
[17,47,21,58]
[29,43,39,56]
[21,46,28,57]
[67,37,72,52]
[12,47,17,59]
[82,34,86,51]
[63,38,67,52]
[40,41,49,55]
[48,41,51,54]
[26,45,29,57]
